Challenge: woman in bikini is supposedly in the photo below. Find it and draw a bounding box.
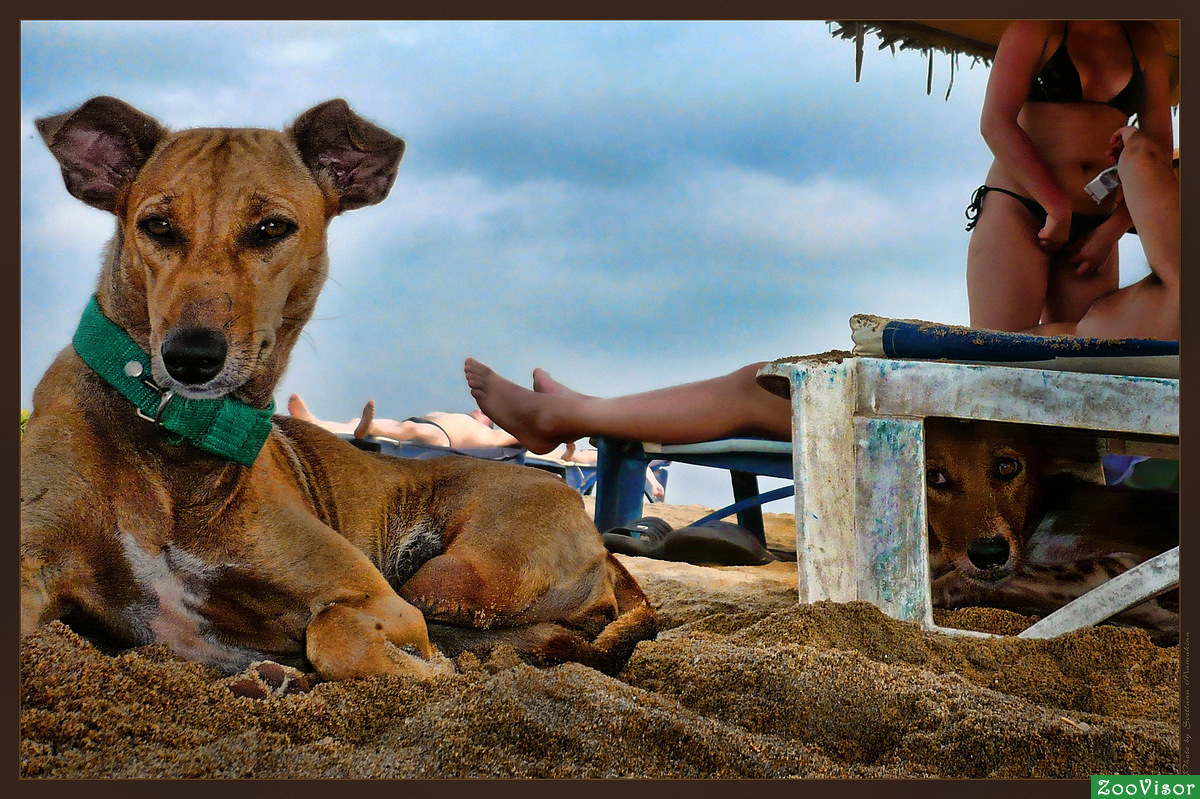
[287,394,519,449]
[966,20,1173,332]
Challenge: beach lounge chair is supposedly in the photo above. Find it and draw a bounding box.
[592,436,794,545]
[526,451,669,502]
[756,316,1179,640]
[344,435,675,503]
[339,433,526,464]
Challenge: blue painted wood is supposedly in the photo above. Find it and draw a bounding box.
[592,436,794,541]
[854,416,930,625]
[593,437,653,533]
[690,484,795,535]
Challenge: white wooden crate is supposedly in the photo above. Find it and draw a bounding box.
[757,355,1180,637]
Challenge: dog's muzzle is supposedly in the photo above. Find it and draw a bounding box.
[966,536,1012,581]
[161,327,228,387]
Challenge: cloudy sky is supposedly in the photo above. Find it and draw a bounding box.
[19,20,1160,507]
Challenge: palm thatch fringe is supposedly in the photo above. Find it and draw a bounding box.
[828,21,993,101]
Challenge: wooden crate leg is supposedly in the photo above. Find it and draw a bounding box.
[791,361,857,604]
[853,416,932,626]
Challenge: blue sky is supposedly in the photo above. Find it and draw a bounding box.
[19,20,1160,507]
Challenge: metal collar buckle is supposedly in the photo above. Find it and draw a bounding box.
[123,360,176,425]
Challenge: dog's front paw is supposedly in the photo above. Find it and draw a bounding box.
[224,660,315,699]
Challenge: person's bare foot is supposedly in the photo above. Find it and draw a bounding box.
[354,400,375,439]
[531,368,593,400]
[288,393,317,422]
[464,358,575,454]
[648,475,665,500]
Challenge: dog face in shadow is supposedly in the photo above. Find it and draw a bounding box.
[924,418,1098,585]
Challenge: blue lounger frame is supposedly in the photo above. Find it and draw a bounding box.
[340,434,526,464]
[526,456,670,503]
[592,436,793,544]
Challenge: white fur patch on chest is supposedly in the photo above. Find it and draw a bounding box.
[117,531,257,672]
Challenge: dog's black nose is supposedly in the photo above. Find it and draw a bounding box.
[967,537,1011,569]
[161,328,228,385]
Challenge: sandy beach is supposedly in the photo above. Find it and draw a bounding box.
[20,499,1180,779]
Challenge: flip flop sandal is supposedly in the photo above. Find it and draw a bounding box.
[660,520,778,566]
[602,516,674,558]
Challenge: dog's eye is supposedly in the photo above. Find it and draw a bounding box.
[926,469,948,488]
[247,219,296,245]
[994,457,1023,480]
[139,216,177,244]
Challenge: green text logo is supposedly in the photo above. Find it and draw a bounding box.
[1093,777,1198,797]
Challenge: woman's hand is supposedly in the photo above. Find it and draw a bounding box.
[1059,222,1121,275]
[1037,209,1072,254]
[1107,125,1139,163]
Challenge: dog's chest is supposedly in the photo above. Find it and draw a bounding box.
[116,532,280,672]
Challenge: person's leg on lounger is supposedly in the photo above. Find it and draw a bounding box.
[464,359,791,455]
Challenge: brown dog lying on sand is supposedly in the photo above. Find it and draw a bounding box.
[20,97,656,683]
[925,418,1178,636]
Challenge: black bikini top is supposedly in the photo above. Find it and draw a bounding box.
[1027,22,1146,117]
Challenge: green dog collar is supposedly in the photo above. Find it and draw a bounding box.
[71,296,275,467]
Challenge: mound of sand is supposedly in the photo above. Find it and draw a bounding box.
[20,503,1179,779]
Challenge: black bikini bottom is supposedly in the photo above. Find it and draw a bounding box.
[965,185,1108,244]
[405,416,452,447]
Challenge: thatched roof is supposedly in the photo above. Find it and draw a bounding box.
[829,20,1180,103]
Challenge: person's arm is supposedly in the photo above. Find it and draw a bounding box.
[1131,22,1175,157]
[1064,197,1131,276]
[1066,23,1174,275]
[980,21,1073,252]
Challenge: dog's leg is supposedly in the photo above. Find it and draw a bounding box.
[20,550,57,636]
[306,592,449,680]
[399,546,653,675]
[398,548,565,628]
[260,504,451,680]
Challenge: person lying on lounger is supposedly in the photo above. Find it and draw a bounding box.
[287,394,666,497]
[288,394,520,449]
[464,126,1178,455]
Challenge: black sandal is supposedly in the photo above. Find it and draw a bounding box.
[602,516,674,558]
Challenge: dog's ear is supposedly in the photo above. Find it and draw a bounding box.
[35,96,166,213]
[289,99,405,213]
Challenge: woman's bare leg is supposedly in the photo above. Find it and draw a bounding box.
[288,393,317,422]
[1071,130,1179,339]
[1113,130,1179,291]
[967,193,1053,331]
[464,358,791,454]
[1027,130,1179,340]
[1042,247,1120,324]
[366,417,451,446]
[645,469,665,499]
[354,400,375,439]
[287,394,361,435]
